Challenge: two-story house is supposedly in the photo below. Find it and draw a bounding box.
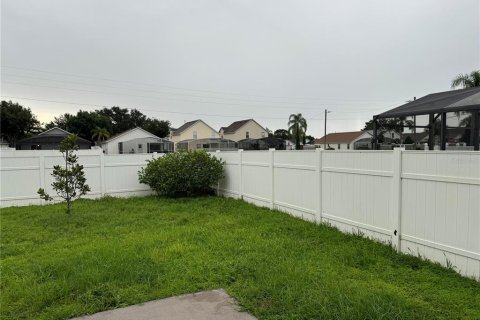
[219,119,267,142]
[170,120,219,149]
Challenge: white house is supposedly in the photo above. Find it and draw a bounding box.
[315,130,403,150]
[315,131,371,150]
[101,127,171,154]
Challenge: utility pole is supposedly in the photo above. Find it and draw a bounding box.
[324,109,331,149]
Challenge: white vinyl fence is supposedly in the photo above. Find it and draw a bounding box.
[0,149,159,207]
[213,149,480,279]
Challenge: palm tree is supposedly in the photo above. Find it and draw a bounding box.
[288,113,307,149]
[451,70,480,130]
[91,127,110,146]
[451,70,480,89]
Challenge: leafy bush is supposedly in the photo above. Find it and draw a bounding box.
[138,150,224,196]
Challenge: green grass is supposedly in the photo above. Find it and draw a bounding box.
[1,196,479,320]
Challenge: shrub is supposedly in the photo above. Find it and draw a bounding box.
[138,150,224,196]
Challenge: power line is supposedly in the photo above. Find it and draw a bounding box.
[1,73,392,109]
[1,65,398,104]
[1,95,370,121]
[2,80,391,113]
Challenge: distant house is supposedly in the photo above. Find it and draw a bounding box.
[101,127,173,154]
[219,119,267,142]
[170,120,219,150]
[16,127,91,150]
[315,131,370,150]
[315,130,404,150]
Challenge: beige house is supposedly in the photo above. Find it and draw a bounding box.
[219,119,267,142]
[170,120,219,149]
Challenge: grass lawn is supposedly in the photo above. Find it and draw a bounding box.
[1,196,479,320]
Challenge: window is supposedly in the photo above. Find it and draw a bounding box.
[391,133,395,139]
[246,131,250,139]
[31,144,41,150]
[338,144,341,149]
[118,142,123,154]
[347,144,350,149]
[193,131,197,139]
[138,144,143,149]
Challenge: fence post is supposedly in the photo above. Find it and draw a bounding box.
[269,148,275,209]
[100,152,106,197]
[315,148,323,223]
[39,155,46,204]
[216,150,221,196]
[392,148,403,252]
[238,149,243,199]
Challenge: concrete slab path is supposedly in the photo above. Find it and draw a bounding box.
[71,289,257,320]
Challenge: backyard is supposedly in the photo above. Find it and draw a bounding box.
[1,196,479,320]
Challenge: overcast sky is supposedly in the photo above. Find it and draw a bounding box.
[1,0,479,137]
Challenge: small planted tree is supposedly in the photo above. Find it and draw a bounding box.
[38,134,90,214]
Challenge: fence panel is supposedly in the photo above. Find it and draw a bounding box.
[273,151,317,221]
[321,151,394,243]
[216,151,241,199]
[0,154,42,206]
[400,151,480,277]
[240,151,271,207]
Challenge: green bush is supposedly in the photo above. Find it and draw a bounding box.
[138,150,225,196]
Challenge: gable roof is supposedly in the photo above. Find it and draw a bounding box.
[38,127,71,136]
[17,127,92,144]
[315,131,366,144]
[102,127,158,144]
[376,87,480,118]
[170,120,217,136]
[221,119,265,134]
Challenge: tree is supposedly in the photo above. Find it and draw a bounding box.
[142,118,170,138]
[46,110,111,141]
[288,113,307,149]
[274,129,290,140]
[451,70,480,89]
[91,127,110,145]
[363,118,412,132]
[305,135,315,144]
[38,135,90,214]
[451,70,479,132]
[1,100,40,146]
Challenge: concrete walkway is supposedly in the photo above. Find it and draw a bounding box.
[72,289,257,320]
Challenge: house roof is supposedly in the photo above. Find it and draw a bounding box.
[376,87,480,118]
[16,127,91,144]
[102,127,158,144]
[170,120,217,136]
[38,127,71,136]
[221,119,265,134]
[315,131,366,144]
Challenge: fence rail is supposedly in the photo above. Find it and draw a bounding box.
[212,149,480,279]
